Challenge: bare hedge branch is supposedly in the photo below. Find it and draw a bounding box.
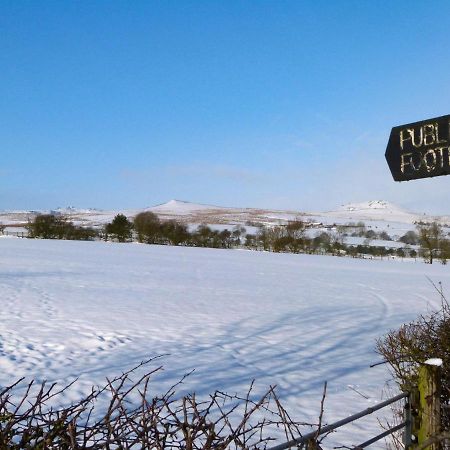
[0,358,313,449]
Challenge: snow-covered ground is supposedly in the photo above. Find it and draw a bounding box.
[0,238,447,447]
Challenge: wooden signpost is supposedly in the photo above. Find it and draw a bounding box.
[386,117,446,449]
[385,114,450,181]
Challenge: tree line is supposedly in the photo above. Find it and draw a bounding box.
[26,214,97,240]
[103,212,246,248]
[25,212,246,249]
[24,212,450,263]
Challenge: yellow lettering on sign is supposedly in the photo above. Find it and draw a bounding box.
[399,123,448,150]
[423,124,436,146]
[400,153,413,173]
[399,128,425,149]
[436,122,447,144]
[411,128,424,148]
[400,129,412,150]
[434,146,447,169]
[411,153,422,171]
[424,149,437,172]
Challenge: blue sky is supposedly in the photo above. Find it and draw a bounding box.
[2,1,450,213]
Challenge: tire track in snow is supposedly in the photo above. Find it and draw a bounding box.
[209,288,395,398]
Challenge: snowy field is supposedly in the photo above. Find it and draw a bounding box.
[0,238,448,447]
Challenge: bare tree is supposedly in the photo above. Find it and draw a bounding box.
[417,222,444,264]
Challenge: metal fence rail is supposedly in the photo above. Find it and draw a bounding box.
[353,421,407,449]
[267,392,409,450]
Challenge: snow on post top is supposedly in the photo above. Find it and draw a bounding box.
[424,358,443,367]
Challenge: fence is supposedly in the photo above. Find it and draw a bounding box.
[267,392,409,450]
[267,364,442,450]
[2,230,27,238]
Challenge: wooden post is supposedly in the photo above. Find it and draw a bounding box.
[306,439,322,450]
[411,363,441,449]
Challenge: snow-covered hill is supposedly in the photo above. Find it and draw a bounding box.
[0,199,442,236]
[330,200,416,220]
[311,200,421,233]
[149,199,225,214]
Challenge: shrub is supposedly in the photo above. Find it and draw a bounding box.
[160,220,190,246]
[378,231,392,241]
[133,211,161,243]
[244,233,257,249]
[232,225,246,245]
[399,230,419,245]
[191,224,213,247]
[364,229,377,239]
[377,286,450,430]
[65,225,98,241]
[27,214,69,239]
[27,215,98,241]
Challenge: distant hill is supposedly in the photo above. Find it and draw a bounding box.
[0,199,442,236]
[147,199,226,215]
[320,200,419,224]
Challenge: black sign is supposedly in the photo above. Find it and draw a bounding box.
[385,114,450,181]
